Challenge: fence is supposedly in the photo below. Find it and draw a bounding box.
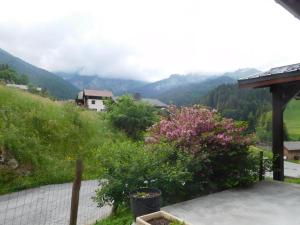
[0,165,111,225]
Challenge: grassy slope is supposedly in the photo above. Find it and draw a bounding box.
[0,85,127,194]
[284,99,300,140]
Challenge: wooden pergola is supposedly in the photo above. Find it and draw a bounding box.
[238,64,300,181]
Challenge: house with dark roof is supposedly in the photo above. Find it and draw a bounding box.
[76,89,113,112]
[284,141,300,160]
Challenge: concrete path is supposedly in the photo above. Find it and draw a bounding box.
[0,180,111,225]
[265,161,300,178]
[284,161,300,178]
[163,181,300,225]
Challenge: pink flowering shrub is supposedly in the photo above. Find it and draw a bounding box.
[149,105,258,190]
[149,105,252,154]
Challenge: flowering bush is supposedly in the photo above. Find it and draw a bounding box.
[149,105,252,154]
[149,105,258,190]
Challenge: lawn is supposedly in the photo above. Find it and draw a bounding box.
[284,99,300,141]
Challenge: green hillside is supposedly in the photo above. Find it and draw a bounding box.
[0,48,78,99]
[285,99,300,140]
[0,85,127,194]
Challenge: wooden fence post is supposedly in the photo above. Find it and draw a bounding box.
[69,159,83,225]
[259,151,264,181]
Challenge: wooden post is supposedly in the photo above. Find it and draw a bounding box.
[69,159,83,225]
[259,150,264,181]
[272,87,284,181]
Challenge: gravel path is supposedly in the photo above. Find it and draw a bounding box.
[0,180,111,225]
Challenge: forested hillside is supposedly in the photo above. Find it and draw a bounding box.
[158,76,235,105]
[0,48,78,99]
[202,83,272,131]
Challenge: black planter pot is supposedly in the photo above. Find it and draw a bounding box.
[130,187,161,219]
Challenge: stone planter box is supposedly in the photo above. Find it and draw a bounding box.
[136,210,190,225]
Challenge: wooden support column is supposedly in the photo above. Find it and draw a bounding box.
[272,86,284,181]
[271,81,300,181]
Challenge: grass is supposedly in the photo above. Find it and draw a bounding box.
[284,99,300,141]
[94,206,133,225]
[285,177,300,184]
[249,146,273,159]
[0,85,128,194]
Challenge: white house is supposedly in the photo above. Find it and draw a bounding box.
[76,89,113,112]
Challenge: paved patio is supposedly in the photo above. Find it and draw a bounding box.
[163,181,300,225]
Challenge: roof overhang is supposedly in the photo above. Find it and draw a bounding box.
[238,63,300,98]
[275,0,300,20]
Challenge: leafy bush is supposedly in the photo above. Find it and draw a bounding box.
[95,142,192,212]
[149,105,259,190]
[107,96,158,139]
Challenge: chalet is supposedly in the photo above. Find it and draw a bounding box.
[284,141,300,160]
[76,89,113,112]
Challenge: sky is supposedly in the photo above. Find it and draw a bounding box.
[0,0,300,81]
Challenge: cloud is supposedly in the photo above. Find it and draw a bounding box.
[0,0,300,81]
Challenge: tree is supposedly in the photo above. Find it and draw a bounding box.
[108,95,158,139]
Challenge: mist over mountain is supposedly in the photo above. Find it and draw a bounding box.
[0,48,261,105]
[59,68,259,106]
[56,72,148,95]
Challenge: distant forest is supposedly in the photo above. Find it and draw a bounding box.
[201,83,272,132]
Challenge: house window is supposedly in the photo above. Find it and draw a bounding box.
[91,100,96,104]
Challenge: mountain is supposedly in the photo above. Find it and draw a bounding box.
[158,76,235,106]
[135,74,216,98]
[154,68,261,106]
[57,73,148,95]
[0,48,78,99]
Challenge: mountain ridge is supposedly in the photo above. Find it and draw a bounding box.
[0,48,78,99]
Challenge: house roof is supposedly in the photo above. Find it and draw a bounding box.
[275,0,300,20]
[141,98,168,108]
[284,141,300,151]
[238,63,300,90]
[112,96,168,108]
[83,89,113,97]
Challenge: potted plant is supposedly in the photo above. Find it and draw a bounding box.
[136,211,189,225]
[130,187,161,219]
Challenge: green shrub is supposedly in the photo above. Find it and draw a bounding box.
[107,95,158,140]
[94,142,192,212]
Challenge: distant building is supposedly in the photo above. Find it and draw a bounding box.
[113,95,168,109]
[284,141,300,160]
[141,98,168,109]
[76,89,113,112]
[6,84,29,90]
[6,84,42,92]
